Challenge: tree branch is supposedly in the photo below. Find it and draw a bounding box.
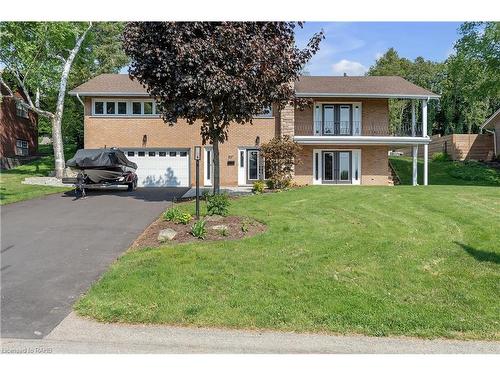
[0,72,55,119]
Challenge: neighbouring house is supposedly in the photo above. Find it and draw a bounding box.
[0,82,39,169]
[481,108,500,159]
[69,74,438,187]
[396,133,494,161]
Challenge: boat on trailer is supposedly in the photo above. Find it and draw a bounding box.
[63,148,138,196]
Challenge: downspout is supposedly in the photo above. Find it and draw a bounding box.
[76,93,84,107]
[76,93,85,148]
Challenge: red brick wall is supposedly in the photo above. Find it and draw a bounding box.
[0,93,38,158]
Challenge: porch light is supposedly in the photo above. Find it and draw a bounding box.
[255,136,260,146]
[142,134,147,145]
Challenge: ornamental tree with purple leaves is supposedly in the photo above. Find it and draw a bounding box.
[122,22,323,193]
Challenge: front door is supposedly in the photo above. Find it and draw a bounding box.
[322,151,351,184]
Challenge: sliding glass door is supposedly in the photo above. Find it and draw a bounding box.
[322,151,351,183]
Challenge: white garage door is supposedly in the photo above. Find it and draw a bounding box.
[124,149,190,187]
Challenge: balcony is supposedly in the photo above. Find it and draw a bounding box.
[295,121,424,137]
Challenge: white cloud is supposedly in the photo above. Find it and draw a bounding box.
[331,59,368,76]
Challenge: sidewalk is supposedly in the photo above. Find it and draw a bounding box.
[2,312,499,354]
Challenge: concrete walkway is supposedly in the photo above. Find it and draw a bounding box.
[1,312,498,354]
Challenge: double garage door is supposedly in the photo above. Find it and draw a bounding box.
[124,149,190,187]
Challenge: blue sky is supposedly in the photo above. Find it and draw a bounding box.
[295,22,462,75]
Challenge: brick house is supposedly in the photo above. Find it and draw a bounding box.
[0,83,38,169]
[69,74,438,187]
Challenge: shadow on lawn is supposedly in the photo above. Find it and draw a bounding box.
[455,242,500,265]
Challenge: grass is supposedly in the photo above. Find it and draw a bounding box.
[390,156,500,186]
[75,163,500,339]
[0,145,75,205]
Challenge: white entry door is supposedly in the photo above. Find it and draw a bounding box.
[125,149,190,187]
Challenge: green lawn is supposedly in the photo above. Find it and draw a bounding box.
[75,162,500,339]
[390,157,500,186]
[0,146,74,205]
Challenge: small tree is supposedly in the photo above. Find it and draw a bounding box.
[260,136,302,189]
[123,22,323,193]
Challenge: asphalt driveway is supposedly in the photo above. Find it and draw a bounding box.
[1,187,188,339]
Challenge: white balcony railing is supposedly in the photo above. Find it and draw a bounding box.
[294,121,424,137]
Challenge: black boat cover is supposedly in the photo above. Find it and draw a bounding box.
[67,149,137,170]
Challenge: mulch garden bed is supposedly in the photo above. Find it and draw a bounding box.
[131,215,267,249]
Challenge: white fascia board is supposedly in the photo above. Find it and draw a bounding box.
[68,91,150,97]
[480,108,500,130]
[295,93,440,100]
[294,136,431,146]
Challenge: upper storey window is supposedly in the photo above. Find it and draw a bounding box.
[92,99,158,116]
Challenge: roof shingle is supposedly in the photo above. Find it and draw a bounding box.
[70,74,439,99]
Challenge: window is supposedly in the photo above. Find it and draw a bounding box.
[169,151,177,157]
[180,151,188,157]
[143,102,153,115]
[240,150,244,167]
[206,150,211,180]
[255,106,273,118]
[159,151,167,157]
[138,151,145,157]
[94,101,104,115]
[118,102,127,115]
[16,102,29,119]
[247,150,259,180]
[93,100,160,116]
[15,139,29,156]
[127,151,135,157]
[148,151,156,157]
[132,102,142,115]
[106,102,115,114]
[315,152,319,180]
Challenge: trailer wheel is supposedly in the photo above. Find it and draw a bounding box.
[127,181,137,192]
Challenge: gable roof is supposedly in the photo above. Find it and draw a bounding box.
[481,108,500,130]
[294,76,439,99]
[69,74,148,96]
[70,74,440,99]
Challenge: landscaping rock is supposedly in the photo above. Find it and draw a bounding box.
[205,215,224,222]
[210,224,229,231]
[157,228,177,242]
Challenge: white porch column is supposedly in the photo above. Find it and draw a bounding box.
[412,145,418,186]
[411,100,416,137]
[422,99,428,186]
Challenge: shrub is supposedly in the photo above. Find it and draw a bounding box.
[252,180,265,194]
[163,207,192,224]
[241,218,252,233]
[260,136,302,189]
[432,152,451,162]
[191,220,207,239]
[218,227,229,237]
[206,193,230,216]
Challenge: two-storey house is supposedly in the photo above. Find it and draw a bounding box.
[69,74,438,187]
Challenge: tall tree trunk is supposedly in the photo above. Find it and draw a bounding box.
[52,22,92,178]
[212,137,220,194]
